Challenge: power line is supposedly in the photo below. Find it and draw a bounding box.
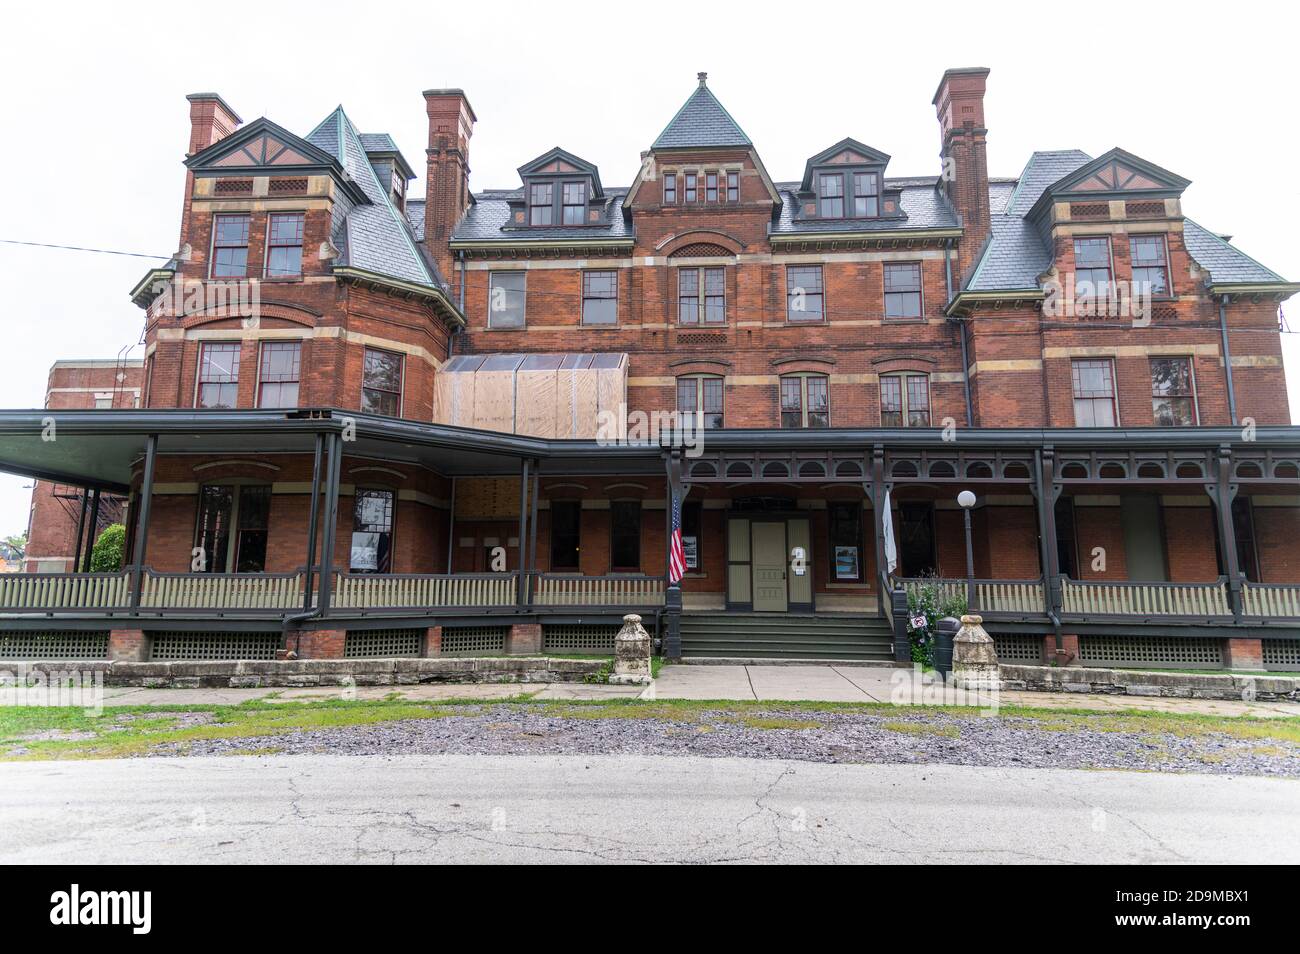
[0,239,170,260]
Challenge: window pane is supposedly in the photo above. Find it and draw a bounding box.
[786,266,824,321]
[727,171,739,202]
[664,174,676,204]
[853,173,879,217]
[1074,237,1111,267]
[701,377,723,429]
[214,215,250,245]
[258,342,300,408]
[780,377,802,427]
[582,270,617,325]
[265,245,301,277]
[829,502,862,581]
[351,488,393,573]
[703,267,725,323]
[362,348,402,417]
[706,173,718,202]
[267,212,303,244]
[806,377,829,428]
[488,271,527,327]
[195,484,234,573]
[676,378,697,415]
[1151,357,1194,425]
[880,376,902,427]
[906,375,931,427]
[610,501,641,570]
[677,269,699,324]
[198,344,240,409]
[684,173,697,202]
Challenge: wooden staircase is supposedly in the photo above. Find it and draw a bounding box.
[680,612,896,661]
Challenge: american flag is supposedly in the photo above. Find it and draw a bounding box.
[668,490,687,584]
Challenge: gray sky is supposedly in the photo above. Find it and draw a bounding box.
[1,0,1296,539]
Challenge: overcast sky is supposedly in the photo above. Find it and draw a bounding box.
[0,0,1296,540]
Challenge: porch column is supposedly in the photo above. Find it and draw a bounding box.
[1035,447,1064,650]
[868,445,891,609]
[81,488,102,573]
[663,451,684,659]
[71,488,89,572]
[316,431,343,617]
[528,465,540,590]
[517,458,531,607]
[1212,444,1243,621]
[129,434,158,610]
[302,432,324,611]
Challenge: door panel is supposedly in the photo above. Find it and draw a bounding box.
[788,518,812,606]
[751,522,788,612]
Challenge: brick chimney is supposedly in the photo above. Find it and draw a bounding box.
[933,68,991,282]
[179,93,242,251]
[423,88,476,289]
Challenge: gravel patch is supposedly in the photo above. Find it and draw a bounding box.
[152,705,1300,777]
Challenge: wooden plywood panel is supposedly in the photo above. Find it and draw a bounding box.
[456,477,522,519]
[473,371,516,433]
[516,369,558,438]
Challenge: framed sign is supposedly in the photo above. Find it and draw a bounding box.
[834,545,860,581]
[682,535,698,570]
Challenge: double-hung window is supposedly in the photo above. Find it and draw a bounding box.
[1073,237,1113,299]
[818,173,844,217]
[1130,235,1170,298]
[1150,356,1196,425]
[562,182,586,224]
[265,212,304,277]
[488,271,527,328]
[361,347,403,417]
[677,267,725,324]
[884,263,923,318]
[786,265,825,322]
[780,374,829,428]
[257,341,301,408]
[581,270,617,325]
[528,183,553,225]
[211,214,250,278]
[677,375,724,429]
[1071,359,1117,426]
[197,342,240,409]
[880,373,931,427]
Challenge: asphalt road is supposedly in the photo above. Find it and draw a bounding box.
[2,755,1296,863]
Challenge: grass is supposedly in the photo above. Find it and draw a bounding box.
[0,694,1296,762]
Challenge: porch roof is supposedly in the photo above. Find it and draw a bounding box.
[1,407,1299,490]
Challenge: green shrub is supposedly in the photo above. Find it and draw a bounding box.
[89,523,126,572]
[904,574,967,667]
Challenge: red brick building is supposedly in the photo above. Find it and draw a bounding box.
[5,68,1299,670]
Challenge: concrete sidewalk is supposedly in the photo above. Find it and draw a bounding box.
[20,664,1300,717]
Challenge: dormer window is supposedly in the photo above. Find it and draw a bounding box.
[562,182,586,224]
[818,174,844,217]
[529,183,554,226]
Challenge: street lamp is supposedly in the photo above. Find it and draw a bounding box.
[958,490,977,613]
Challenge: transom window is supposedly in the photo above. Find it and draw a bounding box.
[562,182,586,225]
[582,270,618,325]
[488,271,527,328]
[677,375,724,429]
[880,373,930,427]
[884,263,923,318]
[684,173,697,203]
[853,172,880,217]
[677,267,726,324]
[1073,237,1113,297]
[786,265,825,322]
[780,373,829,428]
[265,212,304,277]
[1130,235,1170,297]
[361,347,403,417]
[528,183,553,225]
[664,173,677,205]
[727,171,739,202]
[197,342,240,409]
[1071,359,1117,426]
[211,214,250,278]
[351,488,394,574]
[257,341,301,408]
[1150,356,1196,426]
[817,173,844,217]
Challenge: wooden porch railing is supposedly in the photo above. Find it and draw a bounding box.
[532,573,666,607]
[138,568,304,612]
[0,570,132,612]
[1061,577,1230,618]
[897,578,1046,616]
[1242,582,1300,619]
[331,572,518,610]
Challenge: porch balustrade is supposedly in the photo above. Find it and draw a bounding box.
[532,573,665,607]
[332,572,518,611]
[139,568,304,612]
[0,570,132,613]
[1060,578,1230,618]
[898,577,1046,616]
[1242,582,1300,619]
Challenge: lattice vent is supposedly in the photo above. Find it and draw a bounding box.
[1069,202,1109,220]
[441,626,507,654]
[1078,635,1223,669]
[1262,639,1300,672]
[268,177,308,195]
[1126,200,1165,218]
[543,625,619,654]
[0,631,109,660]
[992,634,1043,663]
[213,178,253,195]
[344,628,423,658]
[149,632,281,661]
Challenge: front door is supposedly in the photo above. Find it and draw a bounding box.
[752,521,788,612]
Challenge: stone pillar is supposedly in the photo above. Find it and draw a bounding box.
[424,625,443,657]
[506,622,542,655]
[297,629,346,659]
[610,614,652,684]
[952,614,1000,690]
[1224,637,1263,672]
[107,628,147,662]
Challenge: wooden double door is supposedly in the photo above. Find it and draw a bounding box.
[726,515,813,612]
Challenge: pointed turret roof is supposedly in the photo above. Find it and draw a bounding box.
[651,72,751,150]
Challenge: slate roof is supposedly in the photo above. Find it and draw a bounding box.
[651,83,751,150]
[772,178,961,235]
[448,190,633,243]
[1182,219,1286,285]
[306,108,446,290]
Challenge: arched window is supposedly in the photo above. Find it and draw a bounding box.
[779,373,829,428]
[677,375,724,429]
[880,373,930,427]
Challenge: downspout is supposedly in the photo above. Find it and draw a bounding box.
[945,239,974,427]
[1218,294,1239,426]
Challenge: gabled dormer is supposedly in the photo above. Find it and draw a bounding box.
[507,147,607,228]
[359,133,416,213]
[1027,147,1189,235]
[794,138,904,222]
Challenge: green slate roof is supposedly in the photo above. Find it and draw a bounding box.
[651,76,751,150]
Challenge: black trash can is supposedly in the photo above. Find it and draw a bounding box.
[933,616,960,676]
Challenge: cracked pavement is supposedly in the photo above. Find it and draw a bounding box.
[1,754,1296,863]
